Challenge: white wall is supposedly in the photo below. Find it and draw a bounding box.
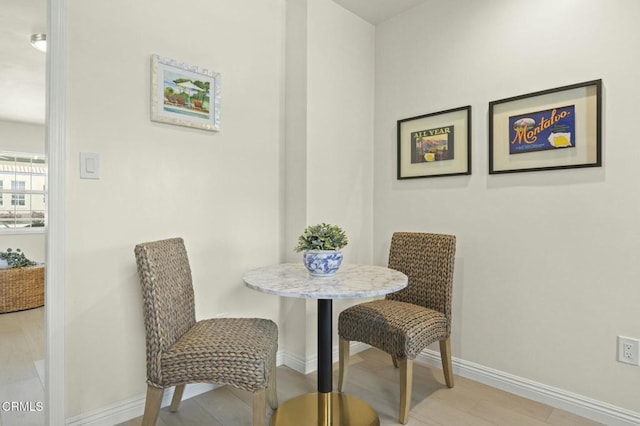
[306,0,376,359]
[281,0,375,364]
[306,0,375,263]
[65,0,374,419]
[62,0,640,420]
[0,234,44,263]
[283,0,375,270]
[65,0,285,417]
[374,0,640,414]
[0,119,45,261]
[63,0,374,418]
[0,120,45,153]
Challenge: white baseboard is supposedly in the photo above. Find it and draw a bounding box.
[279,349,313,374]
[65,346,640,426]
[417,349,640,426]
[278,342,370,375]
[65,383,218,426]
[63,352,292,425]
[65,352,288,425]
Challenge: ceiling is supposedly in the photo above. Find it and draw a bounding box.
[332,0,429,24]
[0,0,46,125]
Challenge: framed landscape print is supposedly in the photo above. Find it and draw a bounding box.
[489,79,602,174]
[150,55,221,132]
[397,106,471,179]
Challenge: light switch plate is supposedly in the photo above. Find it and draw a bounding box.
[80,152,100,179]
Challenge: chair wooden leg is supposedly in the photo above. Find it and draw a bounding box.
[169,384,185,412]
[338,337,350,392]
[267,360,278,409]
[439,338,454,388]
[142,385,164,426]
[391,354,399,368]
[398,359,413,425]
[252,388,267,426]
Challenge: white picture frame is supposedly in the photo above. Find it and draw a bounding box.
[150,55,221,132]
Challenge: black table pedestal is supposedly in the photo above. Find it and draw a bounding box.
[270,299,379,426]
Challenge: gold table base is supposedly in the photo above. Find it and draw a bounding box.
[270,392,380,426]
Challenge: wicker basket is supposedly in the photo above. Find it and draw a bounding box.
[0,265,45,313]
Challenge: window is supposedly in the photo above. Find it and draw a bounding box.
[0,152,46,231]
[11,181,26,206]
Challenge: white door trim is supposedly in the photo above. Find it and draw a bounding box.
[45,0,66,424]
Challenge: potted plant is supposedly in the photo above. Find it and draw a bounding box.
[0,248,44,313]
[0,248,37,269]
[295,223,348,276]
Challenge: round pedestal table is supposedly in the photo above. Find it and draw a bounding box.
[243,263,408,426]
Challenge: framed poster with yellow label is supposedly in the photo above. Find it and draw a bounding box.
[397,106,471,179]
[489,80,602,174]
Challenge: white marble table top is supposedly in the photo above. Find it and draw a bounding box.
[243,263,408,299]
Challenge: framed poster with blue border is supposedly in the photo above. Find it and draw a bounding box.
[489,79,601,174]
[397,105,471,179]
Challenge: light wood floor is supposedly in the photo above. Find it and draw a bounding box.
[0,311,603,426]
[0,307,45,426]
[120,348,602,426]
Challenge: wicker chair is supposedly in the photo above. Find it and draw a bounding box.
[337,232,456,424]
[134,238,278,426]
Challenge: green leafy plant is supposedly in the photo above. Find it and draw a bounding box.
[295,223,348,252]
[0,248,37,268]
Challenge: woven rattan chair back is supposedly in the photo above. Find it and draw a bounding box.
[134,237,196,383]
[385,232,456,334]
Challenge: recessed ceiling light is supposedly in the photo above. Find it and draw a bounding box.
[30,34,47,52]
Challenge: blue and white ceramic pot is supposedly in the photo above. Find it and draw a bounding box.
[303,250,343,277]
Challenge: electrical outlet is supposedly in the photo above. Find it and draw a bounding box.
[617,336,640,365]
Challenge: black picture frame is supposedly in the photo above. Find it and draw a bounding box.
[489,79,602,174]
[397,106,471,179]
